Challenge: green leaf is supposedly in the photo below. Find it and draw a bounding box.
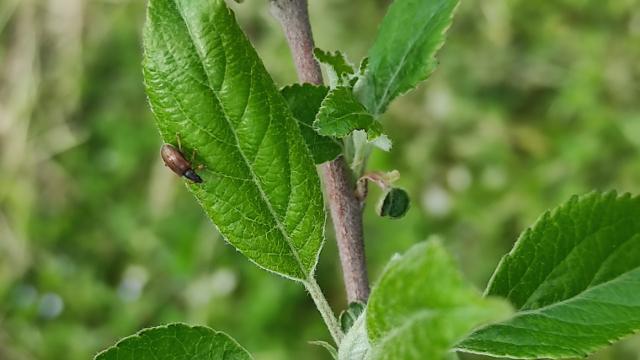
[356,0,459,115]
[314,86,383,140]
[314,48,355,87]
[314,48,354,78]
[367,240,513,360]
[281,84,342,164]
[376,187,410,219]
[143,0,325,281]
[357,57,369,77]
[338,311,370,360]
[340,301,366,333]
[349,57,369,87]
[95,323,252,360]
[457,191,640,359]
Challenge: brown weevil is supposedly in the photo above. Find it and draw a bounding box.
[160,143,203,183]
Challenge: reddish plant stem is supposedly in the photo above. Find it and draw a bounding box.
[321,158,370,302]
[270,0,370,303]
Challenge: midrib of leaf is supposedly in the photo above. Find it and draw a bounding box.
[505,267,640,324]
[150,29,236,149]
[375,309,436,346]
[170,1,308,280]
[150,74,260,189]
[371,0,449,115]
[333,112,372,121]
[457,193,640,357]
[524,224,635,309]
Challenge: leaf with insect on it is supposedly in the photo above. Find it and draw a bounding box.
[143,0,325,281]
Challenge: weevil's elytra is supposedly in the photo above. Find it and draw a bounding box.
[160,143,203,183]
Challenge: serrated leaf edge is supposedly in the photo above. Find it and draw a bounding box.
[93,323,252,359]
[314,86,382,140]
[280,83,343,150]
[456,268,640,358]
[313,48,356,80]
[456,191,640,359]
[483,190,631,297]
[358,0,461,115]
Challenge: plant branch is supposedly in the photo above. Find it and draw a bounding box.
[269,0,322,84]
[321,158,370,302]
[269,0,370,304]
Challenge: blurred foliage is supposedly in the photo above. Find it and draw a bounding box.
[0,0,639,359]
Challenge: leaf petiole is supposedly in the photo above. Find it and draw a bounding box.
[305,277,345,345]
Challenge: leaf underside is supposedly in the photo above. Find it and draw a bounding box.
[314,48,354,78]
[367,240,512,360]
[143,0,324,281]
[458,191,640,358]
[356,0,459,115]
[314,48,355,87]
[95,323,252,360]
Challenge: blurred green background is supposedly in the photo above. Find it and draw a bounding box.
[1,0,640,359]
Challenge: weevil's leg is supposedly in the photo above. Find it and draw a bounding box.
[175,133,182,151]
[188,147,204,171]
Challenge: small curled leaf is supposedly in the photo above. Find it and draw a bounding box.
[339,302,366,333]
[377,188,410,219]
[314,48,355,88]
